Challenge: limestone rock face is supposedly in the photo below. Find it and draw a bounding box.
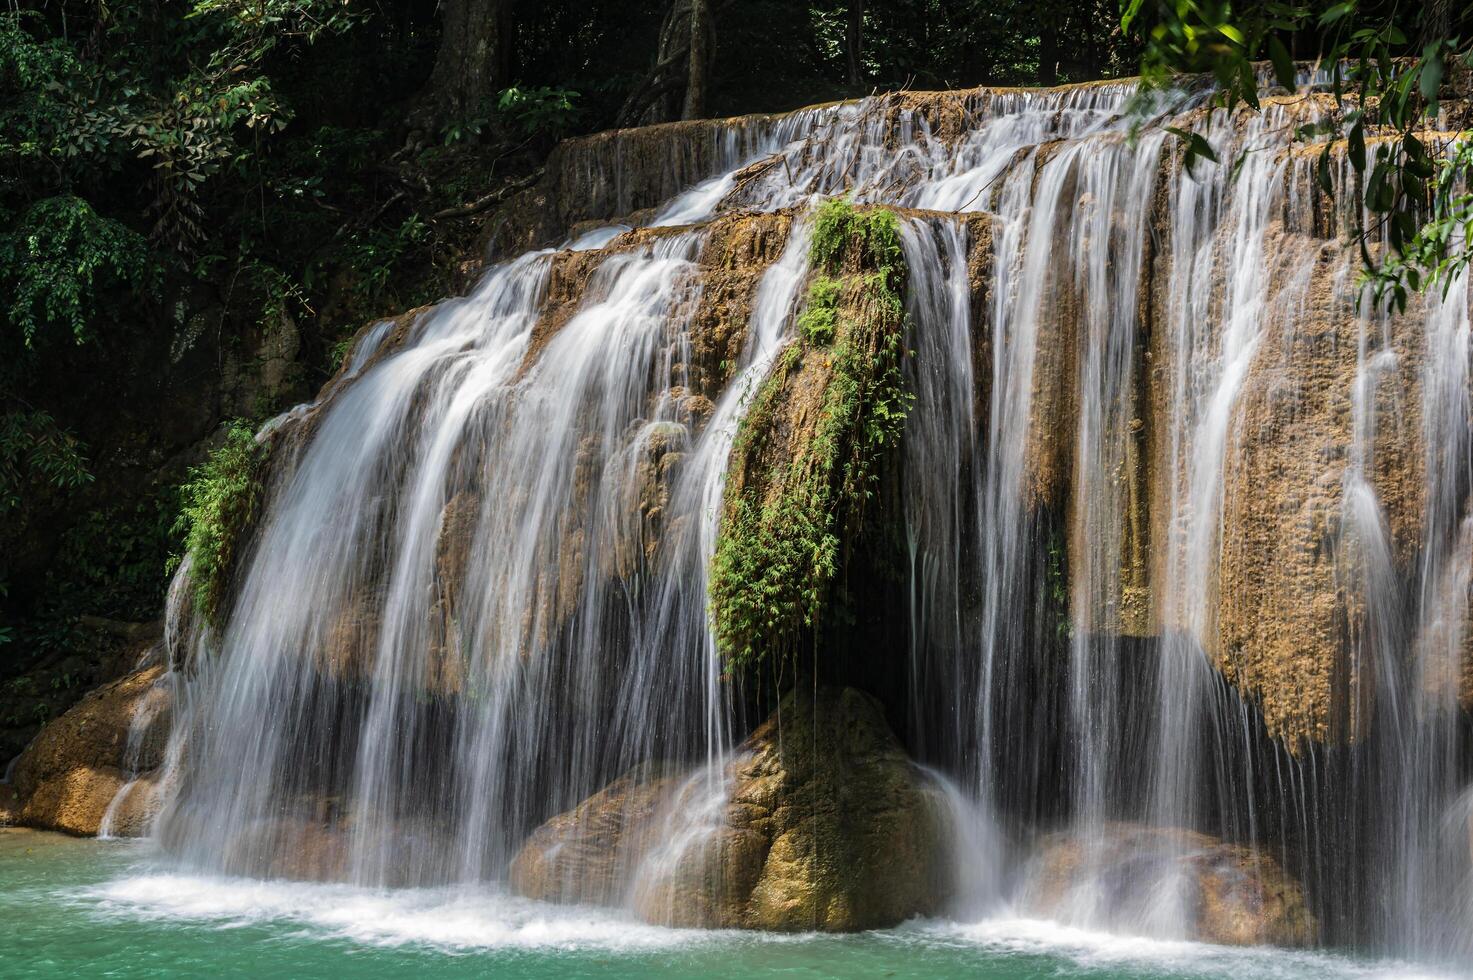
[11,665,172,836]
[1210,242,1427,747]
[1023,823,1317,948]
[510,687,952,931]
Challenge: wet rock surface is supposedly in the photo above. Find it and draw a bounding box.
[511,687,951,931]
[1022,822,1317,947]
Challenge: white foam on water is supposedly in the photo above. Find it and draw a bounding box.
[56,862,1473,977]
[895,916,1469,980]
[74,873,730,952]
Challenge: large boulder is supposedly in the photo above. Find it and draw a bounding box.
[511,687,954,931]
[1021,822,1316,947]
[10,665,173,836]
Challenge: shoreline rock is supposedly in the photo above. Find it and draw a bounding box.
[9,665,172,837]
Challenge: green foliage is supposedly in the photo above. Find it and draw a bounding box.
[1124,0,1473,310]
[343,215,432,305]
[798,276,842,345]
[328,335,357,370]
[174,423,267,623]
[710,203,913,672]
[246,260,312,330]
[0,410,92,513]
[1371,137,1473,307]
[801,0,1134,92]
[810,199,906,322]
[0,12,128,174]
[497,86,580,137]
[52,498,182,621]
[811,197,902,277]
[444,87,581,144]
[0,197,155,347]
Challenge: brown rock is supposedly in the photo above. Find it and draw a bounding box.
[1023,822,1317,947]
[1212,242,1426,747]
[509,762,681,905]
[11,665,172,836]
[510,687,952,932]
[19,766,129,837]
[222,816,350,881]
[101,771,168,838]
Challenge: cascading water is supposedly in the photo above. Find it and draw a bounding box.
[130,75,1471,967]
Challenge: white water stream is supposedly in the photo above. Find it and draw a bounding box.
[111,79,1473,967]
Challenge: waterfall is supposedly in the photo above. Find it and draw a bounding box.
[138,78,1471,964]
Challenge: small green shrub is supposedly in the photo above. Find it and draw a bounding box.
[496,86,579,138]
[0,410,92,513]
[174,422,267,623]
[810,197,903,285]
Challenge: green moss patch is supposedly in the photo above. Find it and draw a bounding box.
[709,199,913,673]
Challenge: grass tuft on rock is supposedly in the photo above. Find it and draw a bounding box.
[709,198,913,673]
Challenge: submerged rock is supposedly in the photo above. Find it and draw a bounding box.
[510,687,952,931]
[10,665,172,836]
[1021,822,1316,947]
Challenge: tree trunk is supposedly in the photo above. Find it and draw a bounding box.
[846,0,864,89]
[414,0,510,131]
[682,0,709,119]
[1037,3,1060,87]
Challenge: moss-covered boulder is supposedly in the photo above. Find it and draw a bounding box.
[510,686,952,932]
[1021,822,1317,947]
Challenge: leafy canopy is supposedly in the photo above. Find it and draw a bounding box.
[1123,0,1473,310]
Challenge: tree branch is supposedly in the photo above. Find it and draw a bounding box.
[431,168,544,221]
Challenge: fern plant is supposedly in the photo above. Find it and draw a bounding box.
[173,423,267,624]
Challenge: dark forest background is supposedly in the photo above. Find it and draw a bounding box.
[0,0,1135,759]
[2,0,1464,761]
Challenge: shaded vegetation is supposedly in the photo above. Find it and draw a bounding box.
[174,423,267,625]
[1125,0,1473,308]
[710,199,911,672]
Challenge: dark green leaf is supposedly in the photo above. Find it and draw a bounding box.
[1269,37,1296,90]
[1348,119,1365,172]
[1420,44,1444,112]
